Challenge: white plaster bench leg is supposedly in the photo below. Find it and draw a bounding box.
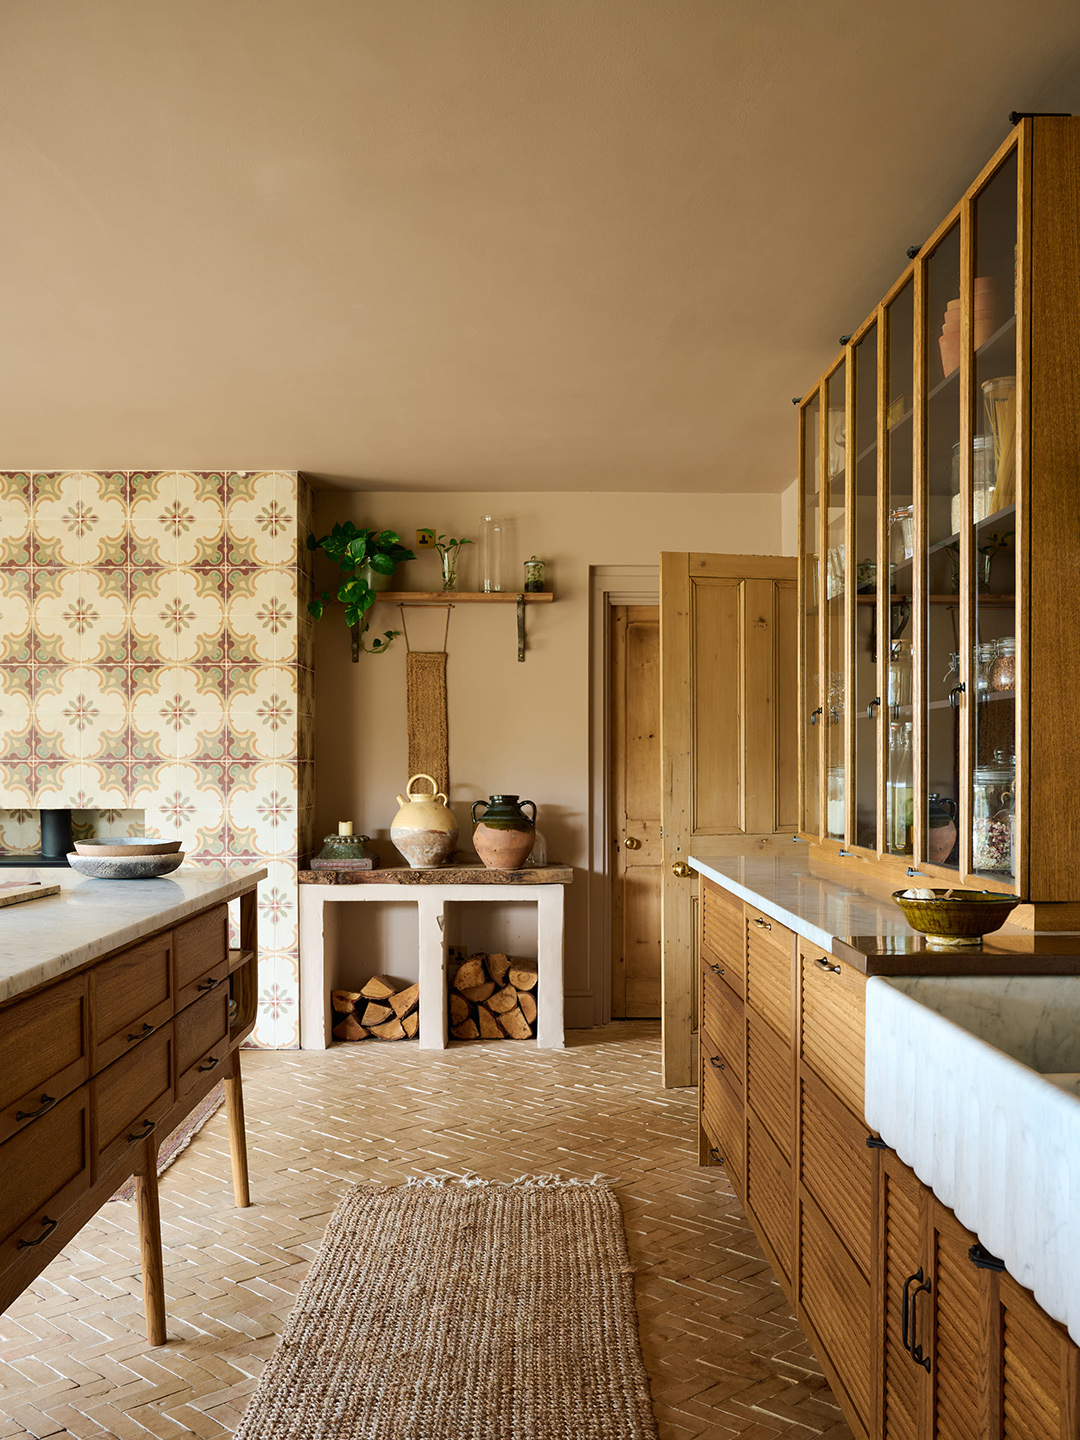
[535,884,565,1049]
[418,893,448,1050]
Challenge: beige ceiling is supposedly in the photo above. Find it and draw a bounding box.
[3,1,1080,493]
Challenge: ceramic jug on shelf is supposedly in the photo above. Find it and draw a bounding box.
[391,774,458,869]
[471,794,536,870]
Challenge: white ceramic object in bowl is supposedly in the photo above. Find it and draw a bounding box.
[73,837,182,857]
[67,852,186,880]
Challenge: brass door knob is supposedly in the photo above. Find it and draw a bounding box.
[624,836,641,850]
[671,861,691,878]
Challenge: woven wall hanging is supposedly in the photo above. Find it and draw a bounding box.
[401,604,451,799]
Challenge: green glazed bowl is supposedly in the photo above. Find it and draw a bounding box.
[892,888,1020,946]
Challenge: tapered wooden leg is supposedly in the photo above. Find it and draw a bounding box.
[135,1148,167,1346]
[225,1058,251,1208]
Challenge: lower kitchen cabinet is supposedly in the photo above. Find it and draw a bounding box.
[875,1147,1080,1440]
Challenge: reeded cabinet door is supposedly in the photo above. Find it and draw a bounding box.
[875,1149,926,1440]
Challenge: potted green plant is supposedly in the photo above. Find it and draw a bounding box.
[307,523,416,657]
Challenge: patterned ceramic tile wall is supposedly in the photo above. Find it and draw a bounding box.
[0,471,314,1048]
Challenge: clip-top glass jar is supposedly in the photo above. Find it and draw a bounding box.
[990,636,1016,692]
[973,762,1015,873]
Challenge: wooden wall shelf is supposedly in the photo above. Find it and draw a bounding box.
[371,591,554,604]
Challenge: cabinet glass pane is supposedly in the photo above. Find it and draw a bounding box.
[803,392,821,834]
[825,362,847,839]
[972,151,1018,882]
[853,329,878,849]
[886,281,915,856]
[924,222,962,870]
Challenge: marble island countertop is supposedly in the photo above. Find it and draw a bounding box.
[0,864,267,1004]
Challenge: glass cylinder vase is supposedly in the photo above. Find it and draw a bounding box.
[479,516,513,593]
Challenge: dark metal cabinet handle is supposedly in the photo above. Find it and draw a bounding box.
[707,961,724,976]
[709,1055,725,1071]
[127,1022,155,1043]
[127,1119,156,1142]
[753,917,772,931]
[708,1146,724,1164]
[198,1055,221,1073]
[810,707,823,726]
[867,696,881,719]
[814,956,842,974]
[901,1268,931,1371]
[865,1135,890,1150]
[17,1215,58,1250]
[196,977,222,992]
[968,1242,1005,1272]
[15,1093,56,1122]
[949,682,966,709]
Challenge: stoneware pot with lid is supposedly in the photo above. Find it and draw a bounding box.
[471,794,537,870]
[391,774,458,869]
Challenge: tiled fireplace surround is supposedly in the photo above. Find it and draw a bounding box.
[0,471,315,1047]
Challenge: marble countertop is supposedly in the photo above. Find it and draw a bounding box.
[0,864,267,1004]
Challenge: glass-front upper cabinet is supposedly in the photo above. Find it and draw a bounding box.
[852,327,878,851]
[824,362,847,840]
[800,391,821,835]
[885,282,915,859]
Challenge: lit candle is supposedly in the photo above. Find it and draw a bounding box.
[338,821,354,836]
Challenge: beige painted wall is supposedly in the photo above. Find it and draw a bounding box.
[312,488,783,1024]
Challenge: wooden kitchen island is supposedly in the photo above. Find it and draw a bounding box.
[0,864,265,1347]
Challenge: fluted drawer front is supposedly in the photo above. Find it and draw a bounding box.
[746,1109,792,1286]
[701,1032,744,1197]
[702,968,744,1094]
[746,1009,793,1155]
[799,947,866,1121]
[798,1066,872,1281]
[746,908,793,1043]
[799,1189,871,1436]
[702,881,745,994]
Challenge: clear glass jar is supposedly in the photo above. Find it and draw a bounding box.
[974,640,998,693]
[888,639,912,713]
[889,505,914,565]
[523,555,545,593]
[826,766,845,838]
[990,636,1016,692]
[950,436,996,533]
[887,723,913,854]
[479,515,512,593]
[973,763,1015,872]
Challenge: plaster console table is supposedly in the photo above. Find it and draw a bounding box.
[297,864,572,1051]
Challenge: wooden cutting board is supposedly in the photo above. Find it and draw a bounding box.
[0,881,62,909]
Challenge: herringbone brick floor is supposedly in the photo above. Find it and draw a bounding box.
[0,1023,853,1439]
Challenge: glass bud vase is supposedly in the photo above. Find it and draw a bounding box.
[440,548,460,593]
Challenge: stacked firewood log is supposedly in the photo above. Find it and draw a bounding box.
[448,953,538,1041]
[331,974,420,1041]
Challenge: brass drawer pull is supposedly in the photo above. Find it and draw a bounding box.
[709,1055,725,1071]
[707,961,724,976]
[198,1055,221,1072]
[814,956,842,974]
[127,1119,156,1143]
[753,917,771,931]
[196,977,222,992]
[17,1215,58,1250]
[15,1093,56,1122]
[127,1022,155,1043]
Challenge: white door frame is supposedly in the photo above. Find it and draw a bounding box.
[587,565,659,1026]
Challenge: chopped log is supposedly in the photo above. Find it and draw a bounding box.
[449,993,471,1026]
[331,989,364,1014]
[486,984,519,1015]
[389,982,420,1017]
[361,1001,394,1026]
[518,991,537,1025]
[451,1018,480,1040]
[509,965,538,991]
[498,1005,533,1039]
[477,1005,503,1039]
[486,953,511,986]
[401,1010,420,1038]
[370,1016,407,1040]
[460,982,496,1003]
[332,1014,370,1042]
[453,957,489,991]
[360,975,398,1000]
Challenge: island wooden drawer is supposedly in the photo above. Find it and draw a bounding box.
[745,914,793,1044]
[91,934,174,1072]
[0,973,89,1146]
[746,1109,793,1287]
[798,1188,872,1437]
[746,1008,793,1155]
[174,904,229,1011]
[701,880,745,994]
[176,986,230,1096]
[701,967,743,1094]
[799,1066,872,1282]
[0,1083,91,1276]
[798,945,866,1122]
[93,1026,174,1177]
[701,1031,744,1197]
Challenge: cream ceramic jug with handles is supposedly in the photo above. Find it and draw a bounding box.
[390,773,458,869]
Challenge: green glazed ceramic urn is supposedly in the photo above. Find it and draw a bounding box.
[471,794,537,870]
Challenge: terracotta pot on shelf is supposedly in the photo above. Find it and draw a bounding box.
[391,774,458,868]
[471,794,537,870]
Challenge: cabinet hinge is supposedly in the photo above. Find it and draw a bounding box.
[968,1242,1006,1272]
[865,1135,891,1150]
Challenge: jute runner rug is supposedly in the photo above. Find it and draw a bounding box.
[235,1175,658,1440]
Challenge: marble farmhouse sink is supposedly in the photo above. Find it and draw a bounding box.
[865,974,1080,1345]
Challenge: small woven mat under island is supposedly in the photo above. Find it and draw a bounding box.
[234,1174,658,1440]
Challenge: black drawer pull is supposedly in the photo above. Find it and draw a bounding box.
[709,1055,725,1071]
[707,961,724,976]
[198,1055,221,1072]
[814,956,842,974]
[127,1022,155,1043]
[127,1119,156,1142]
[968,1242,1005,1272]
[708,1147,724,1164]
[196,977,222,992]
[15,1093,57,1122]
[752,917,772,931]
[17,1215,58,1250]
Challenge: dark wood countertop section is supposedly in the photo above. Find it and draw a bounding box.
[832,932,1080,976]
[298,863,573,885]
